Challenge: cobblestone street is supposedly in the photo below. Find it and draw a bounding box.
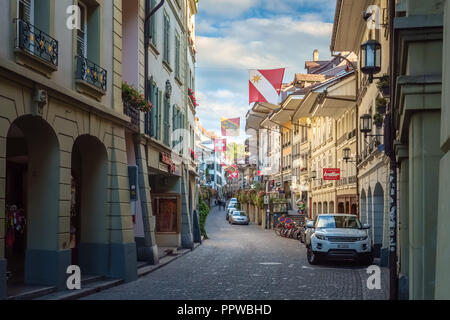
[84,206,389,300]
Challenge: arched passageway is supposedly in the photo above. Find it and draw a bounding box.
[71,135,109,277]
[4,116,59,287]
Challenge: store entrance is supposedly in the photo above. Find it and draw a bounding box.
[5,131,28,284]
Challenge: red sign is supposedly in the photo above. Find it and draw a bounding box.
[257,170,262,176]
[323,168,341,181]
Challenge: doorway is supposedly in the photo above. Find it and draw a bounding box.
[4,116,59,290]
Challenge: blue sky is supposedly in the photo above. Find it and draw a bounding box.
[195,0,337,141]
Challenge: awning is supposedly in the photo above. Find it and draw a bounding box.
[245,102,279,132]
[311,74,356,119]
[292,91,320,120]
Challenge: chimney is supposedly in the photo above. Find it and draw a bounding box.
[313,49,319,62]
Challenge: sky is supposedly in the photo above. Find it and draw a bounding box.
[194,0,337,143]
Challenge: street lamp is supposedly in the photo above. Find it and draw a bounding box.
[343,148,351,163]
[360,39,381,83]
[360,114,372,135]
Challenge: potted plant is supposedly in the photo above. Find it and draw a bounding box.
[376,74,390,96]
[376,97,387,114]
[373,113,384,127]
[122,82,153,113]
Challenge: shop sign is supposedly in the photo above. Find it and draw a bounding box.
[323,168,341,181]
[160,152,172,166]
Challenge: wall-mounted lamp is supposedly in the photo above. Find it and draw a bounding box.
[360,40,382,83]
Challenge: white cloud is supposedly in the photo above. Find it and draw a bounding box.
[195,10,335,136]
[198,0,260,18]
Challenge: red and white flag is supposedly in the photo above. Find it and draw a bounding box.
[249,68,285,105]
[214,139,227,152]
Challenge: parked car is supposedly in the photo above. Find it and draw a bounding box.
[304,214,373,265]
[227,202,239,213]
[226,207,238,221]
[229,211,249,225]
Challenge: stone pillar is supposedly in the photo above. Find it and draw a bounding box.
[435,0,450,299]
[395,142,409,300]
[409,111,442,300]
[181,167,194,249]
[0,127,7,299]
[108,129,137,282]
[133,136,158,264]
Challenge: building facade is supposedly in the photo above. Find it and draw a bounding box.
[0,0,139,299]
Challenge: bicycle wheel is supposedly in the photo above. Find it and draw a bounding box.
[274,227,281,236]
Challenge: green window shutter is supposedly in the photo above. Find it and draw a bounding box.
[163,14,170,63]
[150,0,157,45]
[175,34,180,78]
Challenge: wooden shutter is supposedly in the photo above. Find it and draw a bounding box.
[18,0,33,22]
[164,14,170,63]
[150,0,157,45]
[77,1,88,57]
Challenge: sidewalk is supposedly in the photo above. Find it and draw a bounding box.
[31,242,202,300]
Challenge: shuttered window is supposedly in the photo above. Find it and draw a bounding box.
[150,0,157,46]
[175,32,180,78]
[163,95,170,146]
[77,1,88,57]
[18,0,33,22]
[163,13,170,64]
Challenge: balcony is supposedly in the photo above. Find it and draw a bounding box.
[75,55,107,101]
[14,18,58,75]
[348,129,357,140]
[123,101,140,132]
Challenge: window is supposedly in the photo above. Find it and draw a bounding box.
[163,12,170,64]
[146,79,161,140]
[175,32,180,79]
[77,1,88,57]
[18,0,33,23]
[150,0,157,46]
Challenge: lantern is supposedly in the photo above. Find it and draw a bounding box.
[360,40,381,81]
[360,114,373,134]
[343,148,351,162]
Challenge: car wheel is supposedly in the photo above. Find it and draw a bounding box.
[307,245,321,265]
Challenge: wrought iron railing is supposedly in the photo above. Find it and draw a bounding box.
[123,101,140,131]
[76,55,107,91]
[348,129,357,140]
[15,18,58,67]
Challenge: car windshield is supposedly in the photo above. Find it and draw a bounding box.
[233,212,246,216]
[228,204,236,207]
[316,216,362,229]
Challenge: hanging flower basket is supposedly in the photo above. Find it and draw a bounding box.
[188,88,198,107]
[122,82,153,113]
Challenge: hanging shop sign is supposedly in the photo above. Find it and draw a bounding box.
[160,152,176,174]
[323,168,341,181]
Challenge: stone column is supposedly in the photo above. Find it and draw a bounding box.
[395,142,409,300]
[133,135,158,264]
[0,128,6,299]
[108,129,137,282]
[408,111,442,300]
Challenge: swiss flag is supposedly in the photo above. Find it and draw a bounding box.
[249,68,285,104]
[214,139,227,152]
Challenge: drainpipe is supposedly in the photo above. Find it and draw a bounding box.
[144,0,165,104]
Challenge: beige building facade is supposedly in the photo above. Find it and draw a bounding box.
[0,0,140,299]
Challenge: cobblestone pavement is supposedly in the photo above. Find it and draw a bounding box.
[84,206,389,300]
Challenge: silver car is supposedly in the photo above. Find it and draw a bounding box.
[229,211,249,225]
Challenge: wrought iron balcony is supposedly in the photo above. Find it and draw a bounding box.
[15,18,58,67]
[76,55,107,92]
[123,101,140,132]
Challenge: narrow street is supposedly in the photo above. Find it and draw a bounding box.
[84,206,388,300]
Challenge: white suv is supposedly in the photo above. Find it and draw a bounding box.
[305,214,373,265]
